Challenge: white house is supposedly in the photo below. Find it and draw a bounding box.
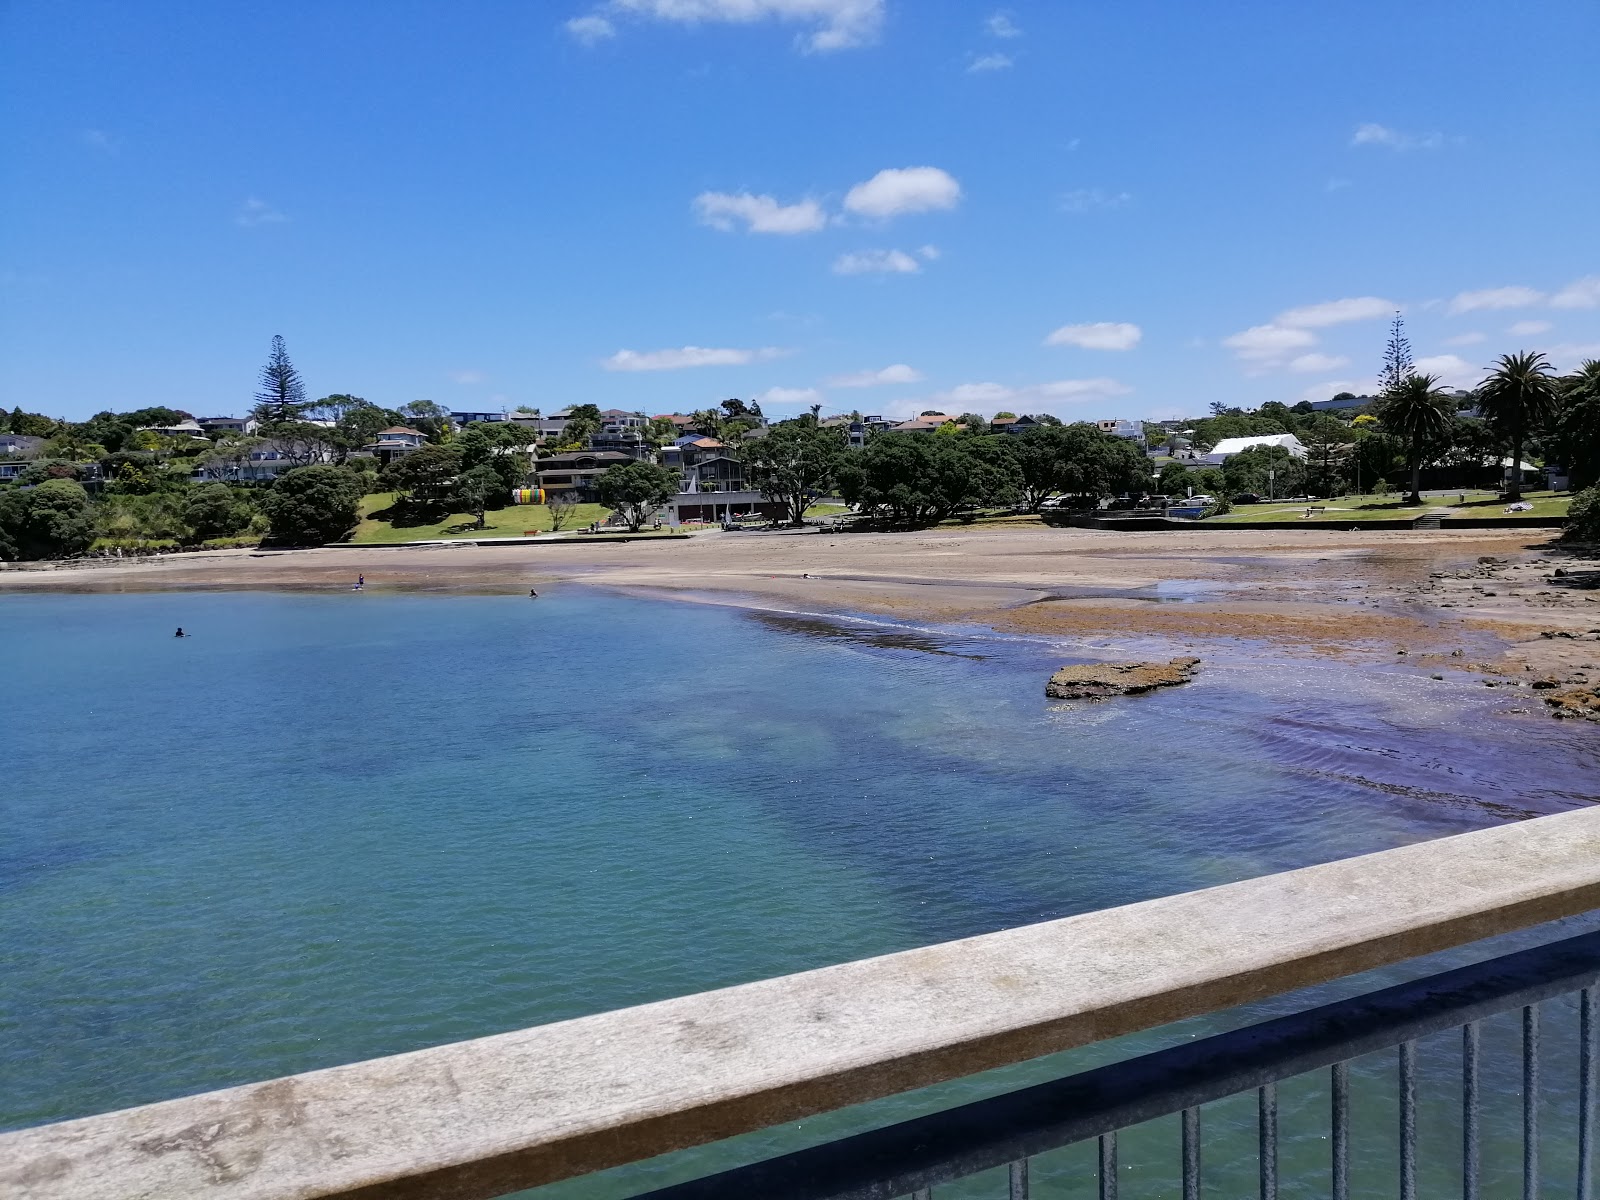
[1203,433,1307,464]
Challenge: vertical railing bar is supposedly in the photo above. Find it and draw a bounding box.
[1400,1039,1418,1200]
[1464,1021,1480,1200]
[1525,1003,1541,1200]
[1332,1060,1350,1200]
[1583,988,1596,1200]
[1099,1131,1118,1200]
[1259,1082,1278,1200]
[1182,1106,1201,1200]
[1008,1158,1028,1200]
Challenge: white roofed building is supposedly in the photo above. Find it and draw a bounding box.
[1203,433,1307,464]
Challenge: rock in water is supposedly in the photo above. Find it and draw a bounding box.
[1046,657,1200,700]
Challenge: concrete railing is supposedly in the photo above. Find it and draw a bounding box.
[7,807,1600,1200]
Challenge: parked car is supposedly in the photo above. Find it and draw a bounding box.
[1231,493,1261,504]
[1188,495,1216,507]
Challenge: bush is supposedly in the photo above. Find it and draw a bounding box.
[260,465,364,546]
[0,479,96,560]
[1566,486,1600,543]
[181,484,253,542]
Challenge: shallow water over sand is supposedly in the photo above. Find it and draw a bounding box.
[2,588,1597,1195]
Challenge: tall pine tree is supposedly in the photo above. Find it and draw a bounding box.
[1378,312,1414,396]
[253,334,309,424]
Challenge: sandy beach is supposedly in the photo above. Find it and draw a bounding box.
[5,523,1599,709]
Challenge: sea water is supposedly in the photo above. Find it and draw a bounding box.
[2,588,1597,1196]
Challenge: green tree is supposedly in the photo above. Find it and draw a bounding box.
[1375,373,1454,503]
[1479,352,1559,500]
[252,334,310,424]
[380,443,465,520]
[454,465,503,529]
[310,395,400,463]
[1566,486,1600,543]
[1378,312,1414,395]
[594,460,679,530]
[562,403,603,447]
[181,484,253,542]
[1222,444,1307,499]
[1555,360,1600,490]
[0,479,96,560]
[741,416,849,525]
[399,400,453,443]
[5,409,60,437]
[835,432,1016,524]
[456,422,535,503]
[260,465,363,545]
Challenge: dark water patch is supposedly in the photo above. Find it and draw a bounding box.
[746,610,990,658]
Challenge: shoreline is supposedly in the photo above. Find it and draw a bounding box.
[5,524,1599,710]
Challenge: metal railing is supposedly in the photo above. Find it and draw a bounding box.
[8,808,1600,1200]
[636,930,1600,1200]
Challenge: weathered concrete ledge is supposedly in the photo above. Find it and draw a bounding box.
[8,808,1600,1200]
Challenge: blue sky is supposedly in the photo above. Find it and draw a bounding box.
[2,0,1596,424]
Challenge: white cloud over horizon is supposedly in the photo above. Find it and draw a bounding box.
[1223,323,1317,366]
[1044,321,1142,351]
[843,166,961,218]
[1444,332,1486,346]
[1552,276,1600,309]
[235,197,288,227]
[755,385,824,407]
[1508,320,1553,337]
[1448,285,1544,313]
[1542,343,1600,371]
[566,0,885,53]
[1059,188,1131,214]
[909,377,1133,417]
[832,248,921,275]
[826,363,924,387]
[1275,296,1396,328]
[985,11,1021,37]
[1413,354,1479,388]
[693,190,826,234]
[602,345,788,371]
[1350,123,1445,151]
[1288,353,1351,373]
[967,52,1012,72]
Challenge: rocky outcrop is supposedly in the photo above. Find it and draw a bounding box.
[1046,656,1200,700]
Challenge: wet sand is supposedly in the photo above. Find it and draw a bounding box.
[5,523,1599,709]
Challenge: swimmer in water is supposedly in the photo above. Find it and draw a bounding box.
[174,627,186,638]
[529,588,539,598]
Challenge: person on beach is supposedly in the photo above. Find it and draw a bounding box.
[354,574,364,591]
[529,588,539,598]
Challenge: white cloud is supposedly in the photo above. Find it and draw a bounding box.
[832,248,921,275]
[1059,188,1131,213]
[564,14,616,43]
[1044,321,1142,351]
[755,385,824,407]
[602,345,786,371]
[450,370,487,385]
[985,11,1022,37]
[917,244,940,260]
[1275,296,1395,328]
[826,363,924,387]
[1508,320,1553,337]
[967,52,1013,72]
[1542,343,1600,371]
[594,0,885,53]
[235,197,288,227]
[1223,324,1317,365]
[934,377,1131,408]
[1444,331,1486,346]
[1288,353,1351,373]
[1448,285,1544,314]
[1413,354,1478,388]
[693,191,826,234]
[843,166,961,218]
[1350,123,1445,151]
[1551,276,1600,310]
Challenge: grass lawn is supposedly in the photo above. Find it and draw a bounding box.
[351,493,615,543]
[1208,490,1569,523]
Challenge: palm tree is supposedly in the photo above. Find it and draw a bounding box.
[1478,351,1559,500]
[1556,359,1600,489]
[1375,373,1454,504]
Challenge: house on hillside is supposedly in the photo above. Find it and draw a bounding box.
[450,410,506,426]
[138,419,208,441]
[367,427,427,466]
[0,433,47,459]
[1203,434,1308,464]
[892,413,956,433]
[659,437,745,492]
[197,416,258,435]
[535,450,634,500]
[1096,418,1146,446]
[993,415,1045,436]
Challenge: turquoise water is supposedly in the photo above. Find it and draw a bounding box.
[3,588,1598,1196]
